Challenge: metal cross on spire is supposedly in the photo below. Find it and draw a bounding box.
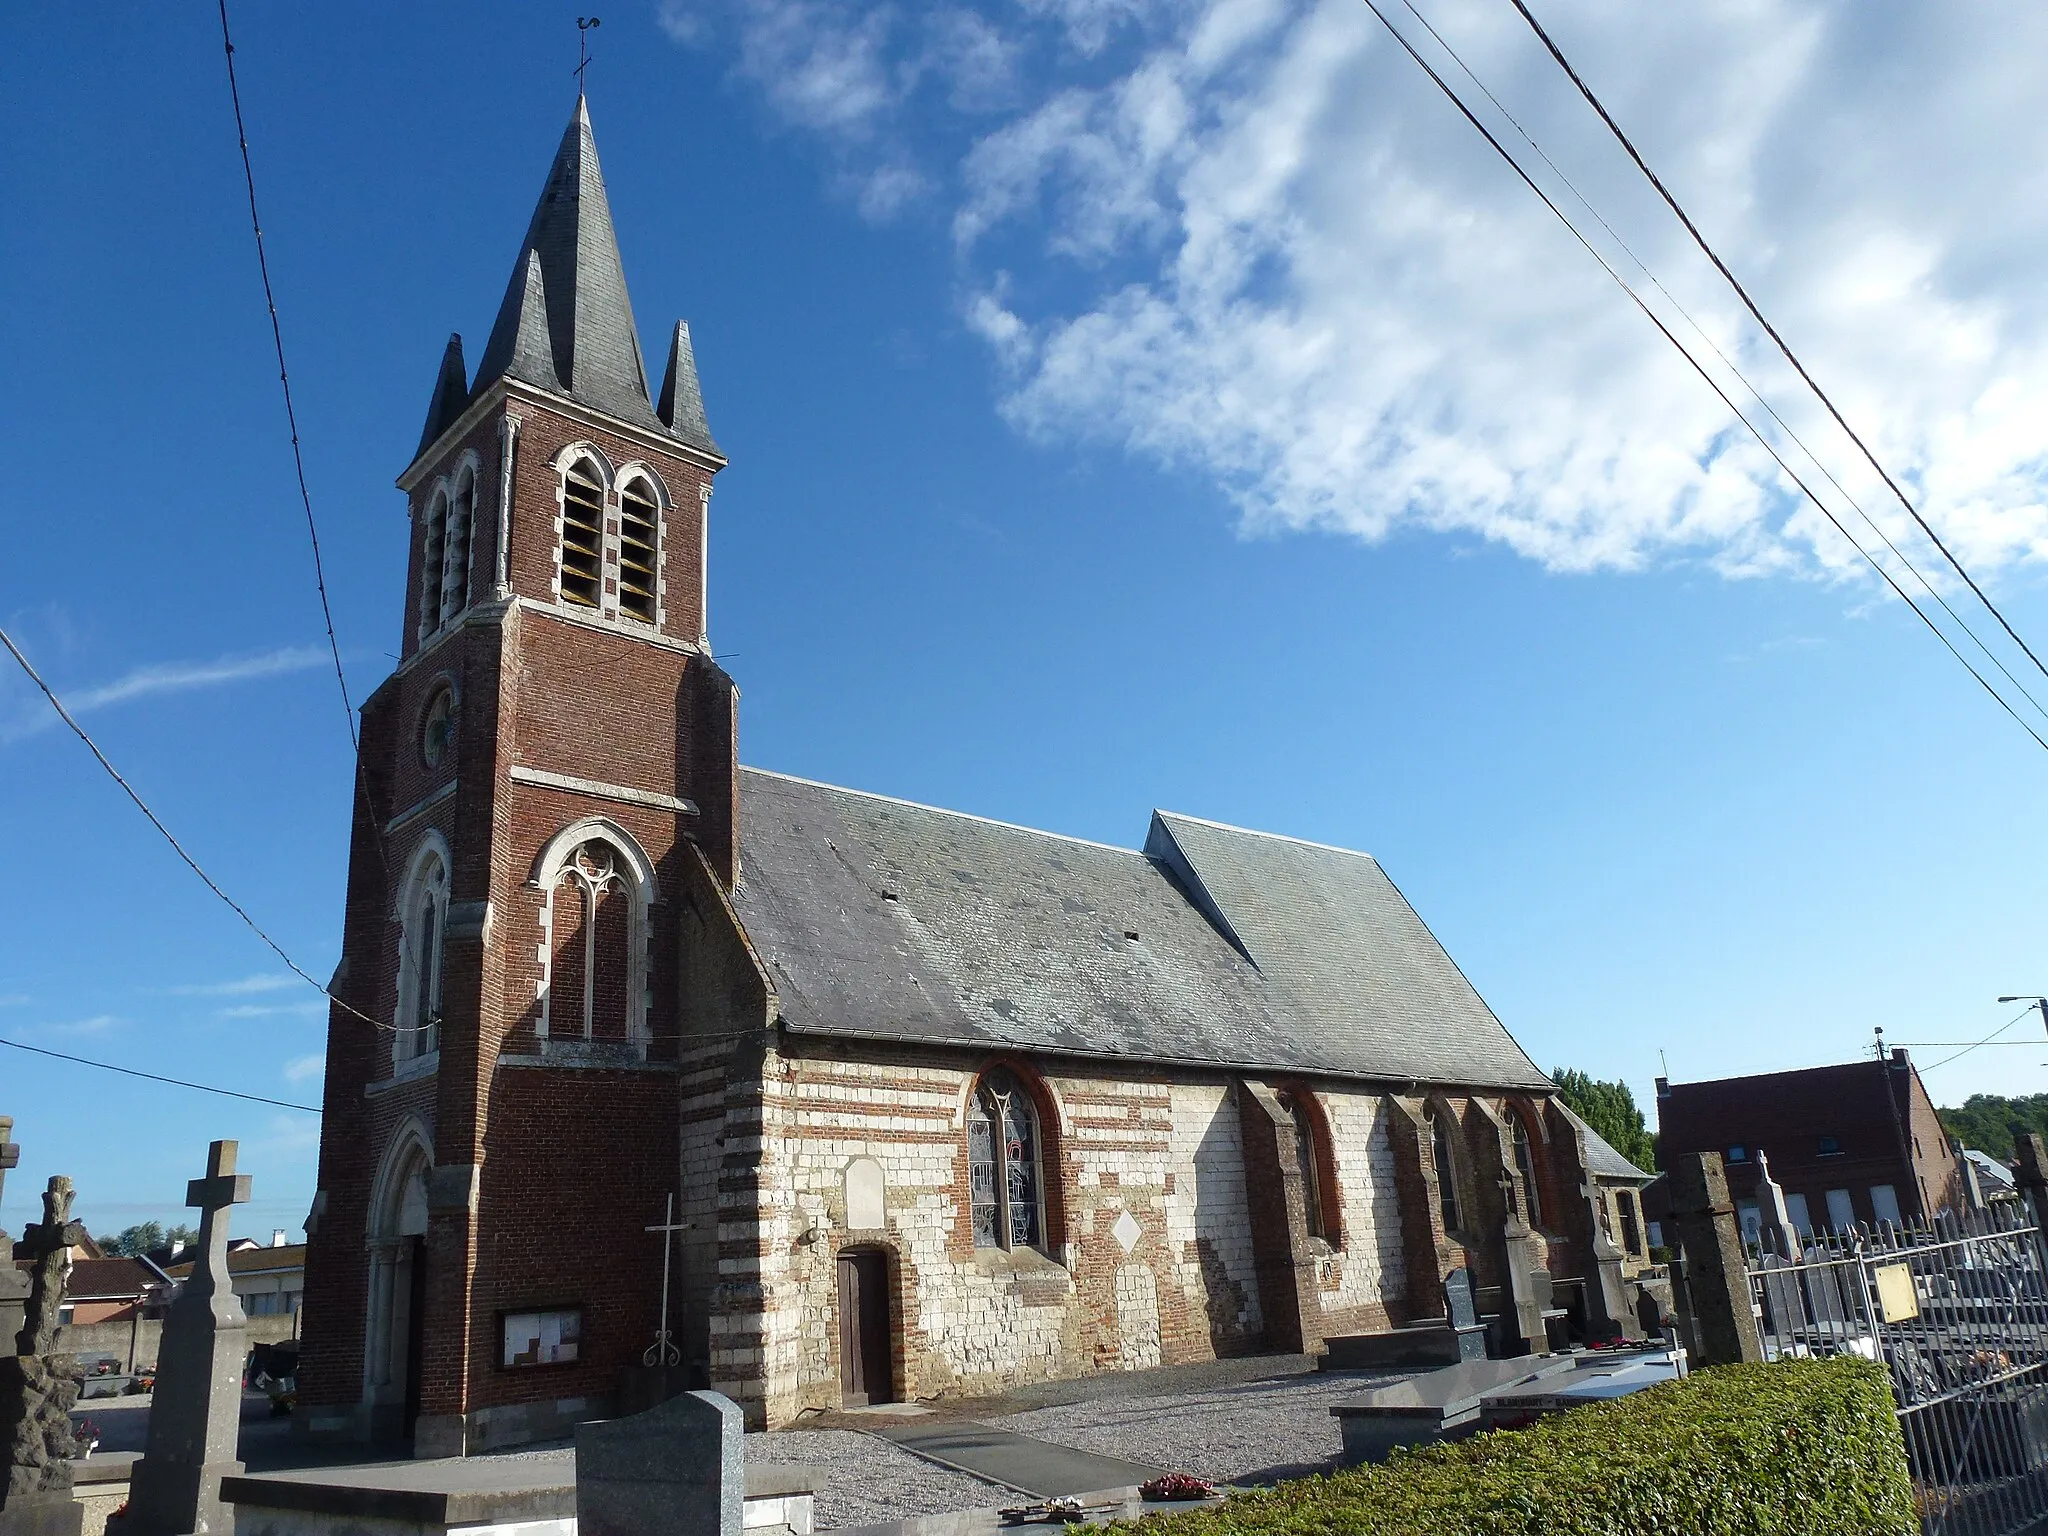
[575,16,601,90]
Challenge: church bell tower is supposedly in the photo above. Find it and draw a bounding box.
[298,96,738,1456]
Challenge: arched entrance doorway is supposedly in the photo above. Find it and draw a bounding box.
[836,1248,894,1407]
[363,1122,432,1442]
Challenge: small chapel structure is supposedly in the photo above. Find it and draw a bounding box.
[298,97,1631,1455]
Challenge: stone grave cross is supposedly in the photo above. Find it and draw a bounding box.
[125,1140,252,1536]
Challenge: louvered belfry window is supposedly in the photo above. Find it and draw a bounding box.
[618,480,658,622]
[560,459,604,608]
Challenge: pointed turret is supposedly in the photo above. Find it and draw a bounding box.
[656,320,721,459]
[472,96,660,431]
[416,333,472,457]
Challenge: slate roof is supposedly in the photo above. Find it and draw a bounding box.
[416,98,721,465]
[732,768,1551,1089]
[1557,1104,1654,1182]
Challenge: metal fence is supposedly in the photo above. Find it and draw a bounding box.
[1745,1203,2048,1536]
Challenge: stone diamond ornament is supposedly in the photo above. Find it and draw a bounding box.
[1112,1209,1142,1254]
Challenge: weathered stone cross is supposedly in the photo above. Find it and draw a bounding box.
[125,1140,253,1536]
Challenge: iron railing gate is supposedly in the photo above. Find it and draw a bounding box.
[1745,1205,2048,1536]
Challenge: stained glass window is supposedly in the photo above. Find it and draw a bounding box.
[1513,1113,1543,1228]
[970,1070,1042,1251]
[1287,1095,1325,1240]
[968,1096,998,1249]
[1429,1111,1462,1233]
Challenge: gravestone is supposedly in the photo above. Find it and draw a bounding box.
[1495,1172,1551,1354]
[1442,1268,1487,1362]
[0,1123,23,1349]
[1668,1151,1762,1368]
[123,1141,252,1535]
[1753,1151,1803,1258]
[1,1167,86,1536]
[576,1388,743,1536]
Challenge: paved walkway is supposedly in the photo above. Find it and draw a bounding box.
[865,1418,1168,1499]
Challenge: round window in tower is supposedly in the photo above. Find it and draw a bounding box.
[420,688,455,768]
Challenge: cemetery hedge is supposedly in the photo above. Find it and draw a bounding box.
[1134,1358,1913,1536]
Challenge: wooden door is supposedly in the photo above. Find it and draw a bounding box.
[837,1250,893,1406]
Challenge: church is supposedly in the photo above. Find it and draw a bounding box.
[298,97,1638,1456]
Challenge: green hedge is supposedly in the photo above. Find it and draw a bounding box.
[1136,1358,1914,1536]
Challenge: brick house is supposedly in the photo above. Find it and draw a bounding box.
[1655,1050,1966,1240]
[297,96,1631,1454]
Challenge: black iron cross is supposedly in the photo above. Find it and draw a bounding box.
[575,17,601,89]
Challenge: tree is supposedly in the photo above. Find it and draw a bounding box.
[102,1221,198,1258]
[1551,1068,1658,1172]
[1937,1093,2048,1164]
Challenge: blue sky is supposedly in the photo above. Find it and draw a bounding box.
[6,0,2048,1241]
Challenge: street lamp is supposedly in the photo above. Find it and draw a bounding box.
[1998,995,2048,1036]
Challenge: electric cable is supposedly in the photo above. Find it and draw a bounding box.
[1398,0,2048,733]
[1507,0,2048,689]
[1355,0,2048,754]
[1924,1005,2038,1073]
[0,620,397,1036]
[0,1035,322,1114]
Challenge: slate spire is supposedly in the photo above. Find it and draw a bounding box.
[415,332,471,457]
[472,95,660,430]
[657,320,722,458]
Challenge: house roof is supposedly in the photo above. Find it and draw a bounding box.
[60,1258,158,1302]
[731,769,1550,1089]
[162,1243,306,1282]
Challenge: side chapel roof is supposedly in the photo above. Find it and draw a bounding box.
[730,768,1552,1090]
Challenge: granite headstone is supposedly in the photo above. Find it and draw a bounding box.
[576,1388,743,1536]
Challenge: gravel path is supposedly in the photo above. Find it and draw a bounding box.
[749,1429,1010,1529]
[989,1370,1410,1487]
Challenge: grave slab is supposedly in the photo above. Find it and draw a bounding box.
[1328,1355,1578,1463]
[222,1451,813,1536]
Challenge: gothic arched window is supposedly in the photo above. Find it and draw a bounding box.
[559,456,605,609]
[1428,1108,1462,1234]
[547,840,633,1041]
[1280,1089,1339,1244]
[419,488,449,641]
[440,464,475,626]
[617,475,660,623]
[396,846,448,1063]
[1512,1110,1544,1228]
[968,1069,1043,1252]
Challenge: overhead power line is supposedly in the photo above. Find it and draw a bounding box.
[1393,1,2048,735]
[0,1035,321,1114]
[1354,0,2048,755]
[215,0,357,751]
[1507,0,2048,691]
[0,621,397,1036]
[1923,1005,2039,1074]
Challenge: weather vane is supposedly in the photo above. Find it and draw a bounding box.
[575,16,601,90]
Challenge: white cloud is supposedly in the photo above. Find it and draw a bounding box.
[282,1054,325,1085]
[35,1015,120,1039]
[670,0,2048,580]
[4,646,331,743]
[218,1001,329,1020]
[165,973,299,998]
